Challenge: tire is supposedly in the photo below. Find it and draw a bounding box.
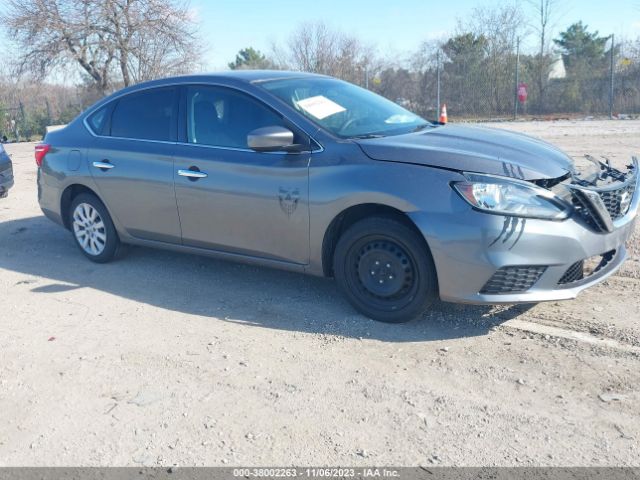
[333,216,438,323]
[68,193,120,263]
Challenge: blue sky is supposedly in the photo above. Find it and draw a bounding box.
[194,0,640,69]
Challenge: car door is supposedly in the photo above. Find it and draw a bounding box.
[87,87,182,243]
[173,85,310,265]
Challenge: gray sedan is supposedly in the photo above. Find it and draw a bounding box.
[0,143,14,198]
[36,71,638,322]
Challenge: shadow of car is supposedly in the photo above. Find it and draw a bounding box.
[0,215,532,343]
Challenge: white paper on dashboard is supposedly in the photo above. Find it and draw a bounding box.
[296,96,346,119]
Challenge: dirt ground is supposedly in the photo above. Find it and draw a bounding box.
[0,119,639,467]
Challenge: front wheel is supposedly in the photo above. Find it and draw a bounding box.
[333,217,438,323]
[69,193,120,263]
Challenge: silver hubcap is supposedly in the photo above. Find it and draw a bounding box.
[72,203,107,256]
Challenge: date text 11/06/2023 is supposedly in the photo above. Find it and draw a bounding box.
[232,468,400,478]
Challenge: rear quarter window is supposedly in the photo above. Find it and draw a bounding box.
[87,106,109,135]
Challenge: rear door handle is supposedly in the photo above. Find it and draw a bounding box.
[92,161,114,170]
[178,169,208,179]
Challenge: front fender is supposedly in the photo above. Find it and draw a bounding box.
[307,148,465,275]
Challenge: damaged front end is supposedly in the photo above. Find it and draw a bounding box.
[534,156,639,287]
[412,154,638,304]
[550,156,639,233]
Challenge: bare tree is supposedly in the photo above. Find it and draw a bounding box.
[457,3,528,113]
[2,0,114,92]
[274,22,380,86]
[526,0,564,110]
[528,0,558,56]
[1,0,202,94]
[102,0,202,85]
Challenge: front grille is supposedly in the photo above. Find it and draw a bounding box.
[570,179,636,232]
[599,182,635,220]
[558,250,616,286]
[480,266,547,295]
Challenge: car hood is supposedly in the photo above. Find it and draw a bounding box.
[355,124,574,180]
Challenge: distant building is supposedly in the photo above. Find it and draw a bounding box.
[549,55,566,80]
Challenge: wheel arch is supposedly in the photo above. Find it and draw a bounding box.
[60,184,102,230]
[321,203,430,277]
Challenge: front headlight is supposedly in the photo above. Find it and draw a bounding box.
[452,173,571,220]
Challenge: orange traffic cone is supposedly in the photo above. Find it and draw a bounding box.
[439,103,448,124]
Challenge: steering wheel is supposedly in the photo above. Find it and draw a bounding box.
[338,116,366,135]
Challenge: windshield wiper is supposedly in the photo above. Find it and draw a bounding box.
[411,123,433,133]
[350,134,385,139]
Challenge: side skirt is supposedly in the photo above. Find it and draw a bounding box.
[122,236,309,274]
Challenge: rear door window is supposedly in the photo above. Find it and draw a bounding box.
[110,88,177,142]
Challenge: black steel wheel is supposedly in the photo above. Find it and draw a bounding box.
[333,217,438,323]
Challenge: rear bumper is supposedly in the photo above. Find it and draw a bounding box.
[409,177,638,305]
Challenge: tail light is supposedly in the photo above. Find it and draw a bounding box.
[35,144,51,167]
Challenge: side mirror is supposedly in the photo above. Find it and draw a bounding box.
[247,126,303,153]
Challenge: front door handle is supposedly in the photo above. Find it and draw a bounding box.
[178,169,208,179]
[92,161,114,170]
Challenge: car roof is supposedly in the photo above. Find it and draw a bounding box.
[88,70,328,109]
[78,70,331,122]
[127,70,327,90]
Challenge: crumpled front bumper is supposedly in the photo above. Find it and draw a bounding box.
[410,159,639,305]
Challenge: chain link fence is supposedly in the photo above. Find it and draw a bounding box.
[371,39,640,123]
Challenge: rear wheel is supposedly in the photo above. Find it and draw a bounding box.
[69,193,120,263]
[333,217,438,323]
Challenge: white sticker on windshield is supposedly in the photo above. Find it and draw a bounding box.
[296,95,346,120]
[385,114,417,124]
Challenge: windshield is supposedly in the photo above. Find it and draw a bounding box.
[259,77,431,139]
